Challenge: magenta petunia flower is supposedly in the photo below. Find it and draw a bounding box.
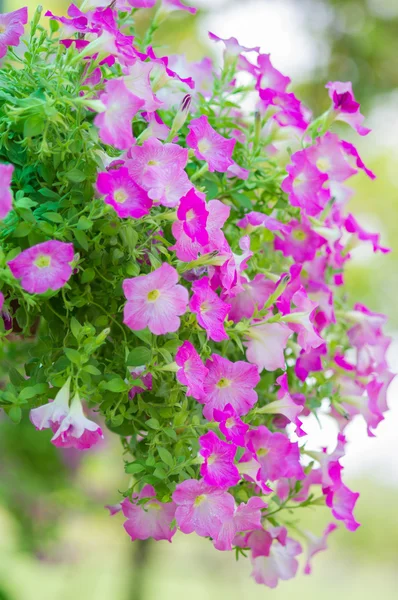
[177,188,209,244]
[244,319,291,372]
[94,79,144,150]
[213,403,249,447]
[326,81,370,136]
[0,7,28,59]
[281,149,331,216]
[123,263,189,335]
[0,163,14,219]
[344,213,390,254]
[214,496,266,551]
[237,211,291,235]
[306,132,357,183]
[122,484,176,542]
[0,292,4,312]
[176,341,208,400]
[129,366,153,399]
[259,88,309,130]
[189,277,230,342]
[246,425,304,482]
[96,167,152,219]
[324,462,360,531]
[199,431,240,489]
[283,289,324,352]
[8,240,74,294]
[201,354,260,420]
[256,53,291,92]
[186,115,235,173]
[274,217,327,263]
[172,478,235,538]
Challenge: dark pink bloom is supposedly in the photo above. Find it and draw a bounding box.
[295,345,327,381]
[214,497,267,551]
[274,217,327,263]
[213,403,249,447]
[8,240,74,294]
[283,289,324,352]
[129,366,153,399]
[202,354,260,420]
[176,340,208,400]
[172,479,235,538]
[122,484,176,542]
[0,7,28,59]
[96,167,152,219]
[324,462,360,531]
[189,277,230,342]
[259,88,309,130]
[340,140,375,179]
[246,425,304,482]
[228,274,274,323]
[94,79,144,150]
[187,115,235,173]
[123,263,188,335]
[199,431,240,489]
[0,163,14,219]
[177,188,209,244]
[345,213,390,254]
[244,320,291,372]
[127,1,156,7]
[326,81,370,136]
[214,236,252,297]
[303,523,337,575]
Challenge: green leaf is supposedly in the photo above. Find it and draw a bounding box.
[13,222,31,238]
[125,462,146,474]
[19,383,49,401]
[103,378,128,393]
[164,427,177,441]
[146,418,160,430]
[8,405,22,424]
[153,467,167,479]
[127,346,152,367]
[39,188,60,200]
[77,216,93,230]
[65,169,86,183]
[158,447,174,467]
[81,268,95,283]
[131,329,152,345]
[83,364,101,376]
[42,211,63,223]
[24,115,45,138]
[70,317,81,339]
[64,348,81,364]
[74,229,89,251]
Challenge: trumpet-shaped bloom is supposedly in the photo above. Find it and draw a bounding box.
[199,431,240,489]
[249,528,302,588]
[0,7,28,59]
[123,263,189,335]
[244,320,291,372]
[214,497,267,551]
[172,479,235,538]
[189,277,230,342]
[228,275,274,323]
[202,354,260,420]
[213,403,249,447]
[303,523,337,575]
[175,340,208,400]
[187,115,235,172]
[122,484,176,542]
[274,218,327,263]
[96,167,152,218]
[326,81,370,136]
[281,150,331,216]
[177,188,209,244]
[256,53,290,92]
[94,79,144,149]
[246,425,304,482]
[0,163,14,219]
[8,241,74,294]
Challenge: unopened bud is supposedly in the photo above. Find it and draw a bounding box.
[168,94,192,140]
[264,274,291,309]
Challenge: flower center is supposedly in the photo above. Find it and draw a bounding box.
[198,139,211,155]
[225,417,235,429]
[34,254,52,269]
[194,494,207,507]
[200,301,210,314]
[217,377,231,389]
[0,25,6,34]
[292,229,307,242]
[208,453,217,466]
[186,209,196,222]
[257,448,269,457]
[147,160,158,166]
[114,189,128,204]
[147,289,160,302]
[147,501,161,511]
[316,157,330,172]
[293,173,307,188]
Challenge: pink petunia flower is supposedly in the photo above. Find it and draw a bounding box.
[214,496,267,551]
[172,478,235,538]
[201,354,260,420]
[259,88,310,130]
[8,240,74,294]
[303,523,337,575]
[237,211,291,235]
[30,378,72,434]
[208,32,260,60]
[0,7,28,59]
[344,213,390,254]
[94,79,144,150]
[123,60,163,112]
[246,425,304,482]
[51,392,103,450]
[0,163,14,219]
[123,263,189,335]
[213,403,249,447]
[162,0,197,14]
[248,527,302,588]
[129,366,153,399]
[176,340,208,400]
[177,188,209,244]
[189,277,231,342]
[326,81,370,136]
[199,431,240,489]
[96,167,152,219]
[256,53,291,92]
[324,462,360,531]
[122,484,176,542]
[187,115,235,173]
[228,274,274,323]
[274,217,327,263]
[244,318,291,372]
[283,289,324,352]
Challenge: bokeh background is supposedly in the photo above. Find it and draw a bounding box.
[1,0,398,598]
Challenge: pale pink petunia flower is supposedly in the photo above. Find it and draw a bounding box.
[30,378,72,434]
[256,53,291,92]
[145,163,192,208]
[228,274,274,323]
[51,392,103,450]
[122,484,176,542]
[326,81,370,136]
[208,32,260,59]
[176,340,208,400]
[96,167,152,219]
[123,60,163,112]
[162,0,197,14]
[244,319,291,372]
[8,240,74,294]
[94,79,144,150]
[248,528,302,588]
[201,354,260,420]
[0,7,28,59]
[303,523,337,575]
[123,263,188,335]
[172,478,235,538]
[189,277,231,342]
[283,289,324,352]
[199,431,240,489]
[237,211,291,235]
[324,462,360,531]
[0,163,14,219]
[187,115,235,173]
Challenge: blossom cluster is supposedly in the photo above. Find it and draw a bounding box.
[0,2,393,588]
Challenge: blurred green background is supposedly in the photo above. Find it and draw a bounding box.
[1,1,397,598]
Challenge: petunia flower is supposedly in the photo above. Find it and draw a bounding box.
[201,354,260,420]
[324,462,360,531]
[172,478,235,538]
[127,137,188,191]
[214,496,267,551]
[274,217,327,263]
[94,79,144,150]
[123,60,163,112]
[199,431,240,489]
[237,211,291,235]
[213,403,249,447]
[248,528,302,588]
[0,163,14,219]
[326,81,370,136]
[228,274,274,323]
[162,0,197,14]
[244,318,291,373]
[176,340,208,400]
[51,392,103,450]
[303,523,337,575]
[186,115,235,173]
[96,167,152,218]
[189,277,231,342]
[0,7,28,59]
[256,53,291,92]
[128,366,153,399]
[123,263,189,335]
[177,188,209,244]
[122,484,176,542]
[30,377,72,434]
[7,240,74,294]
